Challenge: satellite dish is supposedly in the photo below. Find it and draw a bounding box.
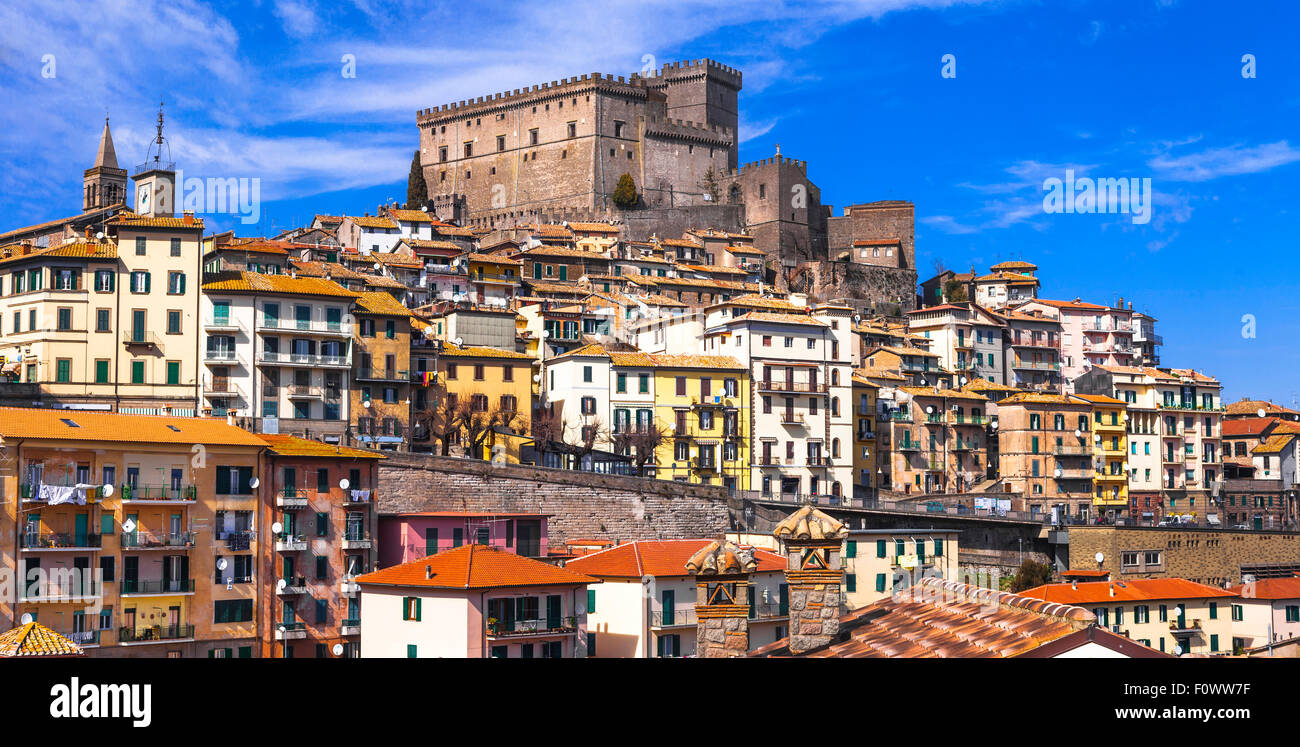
[277,578,287,591]
[374,262,382,271]
[278,624,286,633]
[332,643,344,655]
[454,337,463,346]
[94,231,104,240]
[1094,434,1102,442]
[926,406,934,414]
[1257,408,1266,418]
[959,376,967,385]
[339,478,351,490]
[1173,645,1183,656]
[363,400,371,408]
[420,206,428,212]
[217,558,228,570]
[533,374,541,383]
[540,330,550,339]
[990,421,998,430]
[1122,462,1129,470]
[122,518,137,533]
[249,477,260,489]
[1074,429,1082,438]
[1094,552,1105,564]
[102,484,114,497]
[271,521,283,534]
[1054,468,1063,478]
[20,613,33,625]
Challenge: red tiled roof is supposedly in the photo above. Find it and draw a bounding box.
[0,621,84,657]
[1233,577,1300,600]
[563,539,785,578]
[356,544,596,589]
[1222,418,1278,437]
[1019,578,1237,605]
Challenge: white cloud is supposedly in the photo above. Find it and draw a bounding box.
[1149,141,1300,182]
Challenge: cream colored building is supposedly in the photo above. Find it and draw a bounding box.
[1,213,206,415]
[842,529,961,609]
[1020,578,1235,655]
[1228,577,1300,651]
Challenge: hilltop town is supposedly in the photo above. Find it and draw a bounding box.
[0,59,1296,661]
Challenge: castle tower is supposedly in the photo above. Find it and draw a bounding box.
[685,539,757,658]
[773,503,849,654]
[646,60,742,170]
[83,117,128,212]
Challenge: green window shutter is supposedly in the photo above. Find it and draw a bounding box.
[1210,634,1219,652]
[215,468,231,495]
[402,597,410,621]
[166,361,180,385]
[876,540,886,558]
[845,574,856,593]
[238,646,251,658]
[407,644,417,658]
[179,273,186,295]
[934,539,944,557]
[586,589,596,614]
[131,360,144,384]
[100,514,113,534]
[144,272,151,293]
[845,540,857,558]
[1208,602,1217,619]
[95,360,109,383]
[414,597,422,621]
[875,574,886,592]
[895,539,905,556]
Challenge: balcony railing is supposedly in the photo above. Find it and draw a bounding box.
[691,458,719,472]
[120,484,197,502]
[203,317,246,334]
[258,318,352,335]
[749,603,789,620]
[122,330,161,347]
[258,351,351,367]
[21,532,102,550]
[1053,444,1093,456]
[277,488,310,508]
[649,608,697,627]
[356,368,409,382]
[756,381,828,394]
[119,624,195,643]
[286,384,324,398]
[486,616,578,636]
[202,378,245,399]
[121,578,195,594]
[120,531,196,549]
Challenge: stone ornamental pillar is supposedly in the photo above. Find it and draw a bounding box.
[773,503,850,655]
[685,539,758,658]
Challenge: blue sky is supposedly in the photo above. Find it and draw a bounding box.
[1,0,1297,403]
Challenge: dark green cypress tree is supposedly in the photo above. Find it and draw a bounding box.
[406,150,427,209]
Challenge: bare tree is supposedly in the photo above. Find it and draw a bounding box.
[611,421,668,477]
[569,414,610,462]
[458,392,521,459]
[412,386,463,457]
[530,404,566,445]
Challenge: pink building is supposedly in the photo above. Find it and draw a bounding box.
[1014,298,1136,391]
[378,512,549,568]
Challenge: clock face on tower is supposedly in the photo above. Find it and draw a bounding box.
[138,184,151,213]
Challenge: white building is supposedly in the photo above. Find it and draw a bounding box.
[200,271,357,441]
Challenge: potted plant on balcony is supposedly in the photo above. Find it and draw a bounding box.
[486,617,499,635]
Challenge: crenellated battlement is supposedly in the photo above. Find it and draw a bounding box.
[643,115,734,144]
[415,59,741,122]
[739,154,808,173]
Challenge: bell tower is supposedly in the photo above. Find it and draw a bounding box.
[132,102,176,218]
[83,116,128,212]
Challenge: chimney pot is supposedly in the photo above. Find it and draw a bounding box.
[425,565,433,579]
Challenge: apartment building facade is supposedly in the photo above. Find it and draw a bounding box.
[1071,394,1131,520]
[257,434,382,658]
[0,407,266,657]
[351,291,413,450]
[1015,298,1136,390]
[199,272,358,442]
[0,212,205,414]
[881,386,990,495]
[995,393,1095,519]
[905,302,1006,386]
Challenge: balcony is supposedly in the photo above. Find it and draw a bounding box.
[61,629,102,647]
[1011,360,1060,371]
[1095,471,1128,483]
[1168,619,1202,634]
[356,368,409,383]
[119,624,195,644]
[649,608,698,628]
[486,616,578,637]
[21,532,102,551]
[258,351,351,368]
[121,531,196,550]
[780,412,806,426]
[204,348,242,366]
[19,578,102,602]
[202,378,245,400]
[1053,443,1092,456]
[343,489,373,505]
[122,330,162,348]
[274,622,308,641]
[1054,468,1094,480]
[277,576,309,595]
[691,458,719,473]
[749,603,789,621]
[896,441,921,452]
[1011,337,1061,350]
[120,484,196,503]
[276,488,310,508]
[341,530,372,550]
[340,579,361,596]
[121,578,195,596]
[203,316,246,334]
[340,618,361,636]
[276,534,308,552]
[257,318,352,336]
[286,384,324,399]
[756,381,828,394]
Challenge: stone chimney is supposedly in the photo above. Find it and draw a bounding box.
[773,503,849,655]
[685,539,757,658]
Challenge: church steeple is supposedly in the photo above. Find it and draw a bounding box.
[94,117,120,170]
[84,114,128,213]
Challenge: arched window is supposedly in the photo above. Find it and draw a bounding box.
[832,438,841,458]
[831,368,840,385]
[831,482,841,497]
[831,397,840,417]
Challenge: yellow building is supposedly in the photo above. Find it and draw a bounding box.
[851,372,881,497]
[842,529,961,609]
[1073,393,1130,517]
[652,355,750,491]
[0,211,205,413]
[418,341,533,459]
[0,407,267,657]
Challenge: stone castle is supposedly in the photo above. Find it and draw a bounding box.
[415,58,916,313]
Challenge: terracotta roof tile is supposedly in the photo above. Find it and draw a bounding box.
[1233,577,1300,600]
[354,291,411,316]
[564,539,785,578]
[0,622,84,657]
[259,434,385,460]
[356,544,596,589]
[0,407,267,447]
[0,240,118,266]
[1019,578,1237,605]
[202,271,358,298]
